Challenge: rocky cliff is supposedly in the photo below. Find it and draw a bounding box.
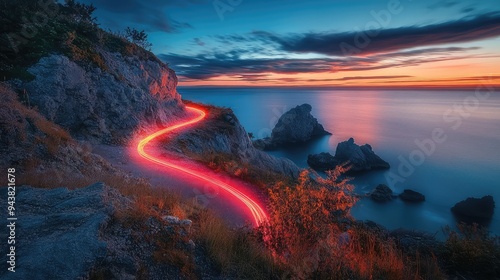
[18,52,185,143]
[171,106,300,179]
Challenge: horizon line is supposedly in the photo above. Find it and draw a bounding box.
[177,85,500,91]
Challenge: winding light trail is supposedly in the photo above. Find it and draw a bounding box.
[137,106,268,226]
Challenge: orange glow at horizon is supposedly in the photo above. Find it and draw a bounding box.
[178,56,500,88]
[136,106,268,226]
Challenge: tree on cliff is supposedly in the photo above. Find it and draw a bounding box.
[125,27,152,50]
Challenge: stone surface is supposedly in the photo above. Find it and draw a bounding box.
[307,152,339,171]
[451,195,495,221]
[399,189,426,202]
[254,104,330,149]
[23,53,184,142]
[370,184,394,202]
[308,138,390,173]
[0,183,113,280]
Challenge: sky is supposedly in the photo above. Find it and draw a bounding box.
[84,0,500,88]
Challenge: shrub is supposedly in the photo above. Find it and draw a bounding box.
[443,223,500,278]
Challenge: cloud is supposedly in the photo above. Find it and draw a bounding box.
[194,38,206,46]
[250,12,500,56]
[427,0,459,10]
[461,7,476,14]
[160,47,481,80]
[84,0,206,32]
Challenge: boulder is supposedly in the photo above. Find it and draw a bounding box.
[307,152,339,171]
[451,195,495,222]
[399,189,425,202]
[308,138,390,173]
[370,184,394,202]
[255,104,330,149]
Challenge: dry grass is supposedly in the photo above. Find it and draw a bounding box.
[195,210,278,279]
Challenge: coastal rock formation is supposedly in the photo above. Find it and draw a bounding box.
[254,104,330,150]
[399,189,426,202]
[171,108,300,178]
[451,195,495,222]
[308,138,390,173]
[22,53,184,142]
[306,152,337,171]
[370,184,394,202]
[0,183,112,279]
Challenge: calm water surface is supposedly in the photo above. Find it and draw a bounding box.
[180,87,500,236]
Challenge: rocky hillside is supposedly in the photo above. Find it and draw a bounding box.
[170,105,300,180]
[0,83,116,178]
[1,0,185,143]
[19,52,184,142]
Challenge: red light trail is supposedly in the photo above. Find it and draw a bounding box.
[137,106,268,226]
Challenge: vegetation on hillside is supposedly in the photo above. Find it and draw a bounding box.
[2,1,500,278]
[0,0,157,80]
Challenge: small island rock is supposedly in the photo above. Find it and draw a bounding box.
[308,138,390,173]
[254,104,330,149]
[399,189,426,202]
[451,195,495,222]
[370,184,394,202]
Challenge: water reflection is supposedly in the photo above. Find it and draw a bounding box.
[181,87,500,235]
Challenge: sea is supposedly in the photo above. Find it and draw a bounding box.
[179,86,500,237]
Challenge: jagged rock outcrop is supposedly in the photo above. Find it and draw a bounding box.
[171,108,300,179]
[306,152,337,171]
[308,138,390,173]
[0,183,113,279]
[20,53,185,142]
[451,195,495,223]
[254,104,330,150]
[0,83,117,177]
[399,189,425,202]
[370,184,394,202]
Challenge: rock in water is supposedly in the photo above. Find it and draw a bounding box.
[308,138,390,173]
[399,189,426,202]
[256,104,330,149]
[370,184,394,202]
[307,152,339,170]
[451,195,495,223]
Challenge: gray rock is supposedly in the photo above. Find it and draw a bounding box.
[307,152,339,171]
[23,53,184,142]
[255,104,330,149]
[308,138,390,173]
[399,189,425,202]
[173,110,300,178]
[451,195,495,222]
[0,183,113,280]
[370,184,394,202]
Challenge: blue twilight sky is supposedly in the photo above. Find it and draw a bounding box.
[84,0,500,87]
